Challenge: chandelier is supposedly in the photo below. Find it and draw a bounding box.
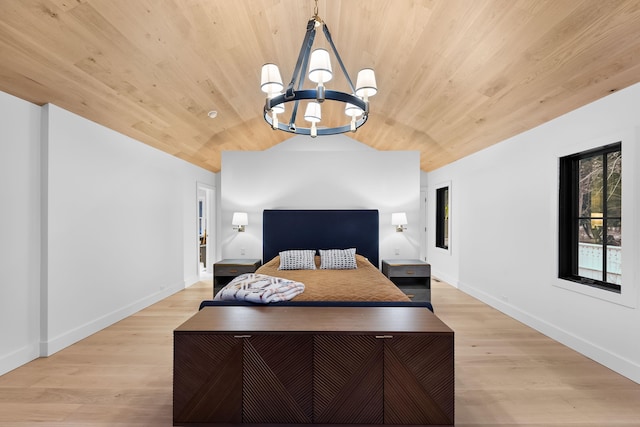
[260,0,377,137]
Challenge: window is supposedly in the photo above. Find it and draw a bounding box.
[559,142,621,293]
[436,186,449,250]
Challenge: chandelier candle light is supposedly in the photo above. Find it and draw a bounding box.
[260,0,377,137]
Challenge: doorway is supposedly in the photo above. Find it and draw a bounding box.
[197,183,215,278]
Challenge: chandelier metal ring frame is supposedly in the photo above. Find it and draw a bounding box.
[264,89,368,136]
[261,3,376,137]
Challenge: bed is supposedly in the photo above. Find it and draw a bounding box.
[220,254,411,302]
[211,209,415,304]
[174,209,454,426]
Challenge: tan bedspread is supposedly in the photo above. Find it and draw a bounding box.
[256,254,410,302]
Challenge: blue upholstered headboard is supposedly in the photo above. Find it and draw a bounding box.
[263,209,379,267]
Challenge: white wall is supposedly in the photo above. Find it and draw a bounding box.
[0,91,42,376]
[1,91,216,374]
[41,104,216,355]
[426,82,640,383]
[220,134,420,265]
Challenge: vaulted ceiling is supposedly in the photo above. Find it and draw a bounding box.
[1,0,639,172]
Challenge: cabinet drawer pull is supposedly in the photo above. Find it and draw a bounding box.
[405,270,415,274]
[229,269,238,273]
[375,335,393,339]
[234,335,251,338]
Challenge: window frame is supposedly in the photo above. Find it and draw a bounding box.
[558,141,621,293]
[435,185,449,250]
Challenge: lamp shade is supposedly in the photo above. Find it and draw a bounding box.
[304,102,322,123]
[261,63,284,94]
[232,212,248,226]
[391,212,407,226]
[308,48,333,84]
[355,68,377,98]
[344,101,364,117]
[268,92,285,114]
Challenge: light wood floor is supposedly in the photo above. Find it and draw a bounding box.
[1,279,639,426]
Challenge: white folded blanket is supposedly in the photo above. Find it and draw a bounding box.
[214,273,305,303]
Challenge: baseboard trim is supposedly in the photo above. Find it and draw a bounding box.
[458,280,640,385]
[184,274,200,287]
[40,282,185,357]
[0,343,39,377]
[431,269,459,288]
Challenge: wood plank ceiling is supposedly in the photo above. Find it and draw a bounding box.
[1,0,639,172]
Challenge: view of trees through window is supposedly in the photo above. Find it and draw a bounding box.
[577,149,621,285]
[578,151,622,245]
[559,142,621,292]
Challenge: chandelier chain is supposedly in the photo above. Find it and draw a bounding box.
[312,0,323,26]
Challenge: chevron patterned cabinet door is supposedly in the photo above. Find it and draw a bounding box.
[384,335,455,425]
[243,335,314,423]
[173,334,243,424]
[313,335,384,424]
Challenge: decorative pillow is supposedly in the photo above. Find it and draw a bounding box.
[319,248,357,270]
[278,249,317,270]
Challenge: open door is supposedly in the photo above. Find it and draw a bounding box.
[197,183,215,278]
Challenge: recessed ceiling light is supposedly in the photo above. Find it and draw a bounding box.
[207,110,218,119]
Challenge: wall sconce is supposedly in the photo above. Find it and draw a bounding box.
[232,212,248,232]
[391,212,407,232]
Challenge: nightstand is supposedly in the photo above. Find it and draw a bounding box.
[213,259,261,296]
[382,259,431,302]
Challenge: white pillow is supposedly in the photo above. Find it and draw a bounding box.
[319,248,357,270]
[278,249,317,270]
